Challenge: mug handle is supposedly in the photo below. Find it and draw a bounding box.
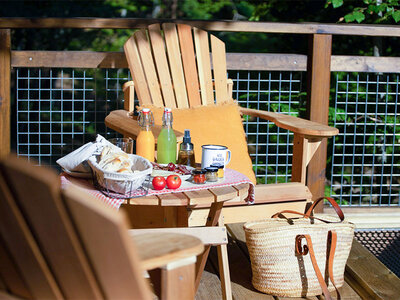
[226,149,231,165]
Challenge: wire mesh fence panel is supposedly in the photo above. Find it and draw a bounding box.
[329,73,400,206]
[15,68,127,167]
[229,70,304,184]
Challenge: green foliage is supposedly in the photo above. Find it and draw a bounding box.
[327,0,400,23]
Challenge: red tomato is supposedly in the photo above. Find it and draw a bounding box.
[166,175,181,189]
[152,176,167,190]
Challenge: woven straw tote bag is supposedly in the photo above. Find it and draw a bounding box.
[244,197,355,299]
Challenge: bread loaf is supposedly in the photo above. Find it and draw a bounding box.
[98,147,133,173]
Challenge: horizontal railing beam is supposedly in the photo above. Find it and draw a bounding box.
[11,51,400,73]
[1,18,400,36]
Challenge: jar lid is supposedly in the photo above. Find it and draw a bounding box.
[210,163,223,169]
[205,167,218,173]
[192,168,206,175]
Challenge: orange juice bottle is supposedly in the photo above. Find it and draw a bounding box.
[136,108,155,162]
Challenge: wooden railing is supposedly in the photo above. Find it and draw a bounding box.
[1,18,400,208]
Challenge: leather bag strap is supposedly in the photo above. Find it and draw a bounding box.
[296,231,341,300]
[327,230,341,300]
[305,197,344,221]
[271,210,342,224]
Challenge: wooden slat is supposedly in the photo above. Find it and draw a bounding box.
[1,156,103,299]
[232,183,249,201]
[159,192,189,206]
[131,232,203,270]
[148,23,177,108]
[239,107,338,137]
[124,195,160,205]
[135,29,164,107]
[63,183,153,300]
[3,18,400,37]
[124,35,153,105]
[209,186,238,202]
[254,182,312,203]
[345,239,400,300]
[292,134,308,184]
[0,30,10,159]
[177,24,202,107]
[188,200,308,226]
[129,227,228,246]
[0,236,31,299]
[210,34,228,103]
[163,23,189,108]
[122,81,135,112]
[0,170,63,299]
[306,34,332,212]
[11,51,400,74]
[184,189,215,205]
[194,28,214,105]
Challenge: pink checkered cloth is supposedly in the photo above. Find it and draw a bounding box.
[60,168,255,209]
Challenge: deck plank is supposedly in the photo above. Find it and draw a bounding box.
[196,260,222,300]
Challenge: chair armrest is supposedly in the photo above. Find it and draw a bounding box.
[129,232,204,270]
[239,107,338,138]
[105,110,184,141]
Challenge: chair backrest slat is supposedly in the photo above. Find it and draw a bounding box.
[148,24,176,108]
[0,158,103,299]
[0,172,63,300]
[193,27,214,106]
[148,23,177,108]
[124,35,153,105]
[162,23,189,108]
[211,34,228,104]
[63,184,153,300]
[177,24,202,108]
[135,29,164,107]
[0,236,32,299]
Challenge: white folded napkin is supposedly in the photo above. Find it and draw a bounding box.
[56,134,121,175]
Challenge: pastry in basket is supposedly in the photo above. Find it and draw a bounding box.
[98,146,134,173]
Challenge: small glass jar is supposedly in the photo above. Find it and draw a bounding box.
[192,169,206,184]
[205,167,218,182]
[211,163,224,178]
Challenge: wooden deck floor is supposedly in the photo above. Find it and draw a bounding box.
[196,223,361,300]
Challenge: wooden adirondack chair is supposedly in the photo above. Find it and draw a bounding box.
[105,23,339,223]
[0,155,213,300]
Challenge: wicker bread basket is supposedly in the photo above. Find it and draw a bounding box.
[87,154,152,194]
[244,197,355,298]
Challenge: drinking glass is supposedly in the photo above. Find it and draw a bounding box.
[108,138,134,154]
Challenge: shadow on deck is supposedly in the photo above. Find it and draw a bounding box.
[196,223,400,300]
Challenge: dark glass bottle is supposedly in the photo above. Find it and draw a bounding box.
[177,129,196,167]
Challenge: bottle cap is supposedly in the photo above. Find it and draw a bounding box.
[183,129,191,143]
[164,107,172,113]
[142,108,150,114]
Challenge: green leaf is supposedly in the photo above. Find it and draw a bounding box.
[332,0,343,8]
[353,11,366,23]
[393,10,400,22]
[344,13,356,22]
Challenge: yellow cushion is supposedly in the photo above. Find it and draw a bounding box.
[142,102,256,184]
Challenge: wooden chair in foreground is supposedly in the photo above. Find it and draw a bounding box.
[0,155,232,300]
[105,23,339,223]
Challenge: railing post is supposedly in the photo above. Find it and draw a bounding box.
[306,33,332,212]
[0,29,11,158]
